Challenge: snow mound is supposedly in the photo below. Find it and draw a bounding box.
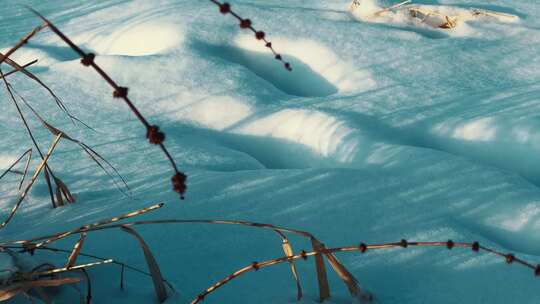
[76,20,183,56]
[234,35,376,94]
[235,109,357,158]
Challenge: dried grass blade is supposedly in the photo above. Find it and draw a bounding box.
[1,54,91,129]
[17,92,129,195]
[120,225,167,303]
[55,185,64,207]
[0,149,32,191]
[277,231,302,300]
[0,283,23,301]
[324,252,364,298]
[79,142,130,195]
[0,277,81,302]
[0,67,57,208]
[310,238,331,301]
[28,203,164,248]
[18,149,32,190]
[0,134,62,229]
[53,176,75,204]
[28,277,82,287]
[66,233,87,268]
[0,59,38,79]
[34,260,113,276]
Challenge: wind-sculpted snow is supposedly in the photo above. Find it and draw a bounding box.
[1,0,540,303]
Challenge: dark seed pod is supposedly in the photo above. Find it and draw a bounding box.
[240,19,252,29]
[219,2,231,14]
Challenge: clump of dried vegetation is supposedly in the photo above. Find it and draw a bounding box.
[0,1,538,303]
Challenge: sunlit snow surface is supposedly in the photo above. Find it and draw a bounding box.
[1,0,540,303]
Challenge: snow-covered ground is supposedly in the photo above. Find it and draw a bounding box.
[1,0,540,303]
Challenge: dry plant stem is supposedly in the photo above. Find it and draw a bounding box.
[311,238,331,301]
[0,59,38,80]
[0,25,71,119]
[0,277,81,302]
[0,148,32,190]
[190,240,540,304]
[65,233,87,268]
[276,231,302,300]
[5,245,176,291]
[0,67,58,208]
[14,219,353,301]
[0,24,46,65]
[20,219,314,249]
[0,54,81,124]
[0,134,62,229]
[14,89,130,195]
[27,8,187,199]
[34,259,113,276]
[0,24,80,127]
[25,203,164,249]
[11,218,335,301]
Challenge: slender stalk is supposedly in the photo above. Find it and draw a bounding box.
[0,59,38,80]
[0,134,62,229]
[190,240,540,303]
[0,149,32,190]
[0,67,57,208]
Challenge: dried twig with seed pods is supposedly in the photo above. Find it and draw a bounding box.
[208,0,292,71]
[26,8,190,200]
